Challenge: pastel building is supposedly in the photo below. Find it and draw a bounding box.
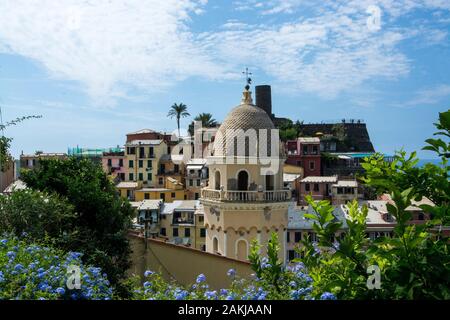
[286,137,321,177]
[102,150,125,181]
[159,200,206,250]
[201,86,291,261]
[185,158,208,200]
[125,139,167,187]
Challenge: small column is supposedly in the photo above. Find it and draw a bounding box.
[257,230,262,253]
[223,231,227,257]
[283,228,287,265]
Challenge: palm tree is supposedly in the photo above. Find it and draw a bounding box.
[194,113,217,128]
[167,103,190,141]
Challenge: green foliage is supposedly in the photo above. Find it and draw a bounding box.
[331,123,347,142]
[0,189,76,241]
[296,110,450,299]
[20,157,134,294]
[168,103,190,140]
[279,119,303,141]
[0,115,42,172]
[249,232,315,299]
[0,136,12,172]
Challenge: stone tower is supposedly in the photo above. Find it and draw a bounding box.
[200,86,290,261]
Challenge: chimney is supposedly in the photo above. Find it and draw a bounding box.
[255,85,272,118]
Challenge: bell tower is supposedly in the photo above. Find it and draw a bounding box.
[201,84,290,261]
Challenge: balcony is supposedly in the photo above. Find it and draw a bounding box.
[201,188,291,202]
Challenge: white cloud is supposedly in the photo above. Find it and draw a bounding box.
[399,84,450,106]
[0,0,449,104]
[0,0,222,105]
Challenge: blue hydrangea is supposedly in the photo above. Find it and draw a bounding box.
[0,239,8,246]
[144,270,154,277]
[205,290,217,300]
[0,271,4,283]
[143,281,151,288]
[55,287,65,295]
[14,264,25,272]
[320,292,337,300]
[227,268,236,277]
[196,273,206,284]
[6,251,16,259]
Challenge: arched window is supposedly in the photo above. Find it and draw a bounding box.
[237,170,249,191]
[215,171,221,190]
[213,237,219,253]
[236,239,248,261]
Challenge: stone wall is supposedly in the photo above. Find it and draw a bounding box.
[127,232,253,289]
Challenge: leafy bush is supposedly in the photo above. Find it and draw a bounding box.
[20,157,134,295]
[0,235,112,300]
[295,110,449,299]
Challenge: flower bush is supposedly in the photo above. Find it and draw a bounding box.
[131,232,333,300]
[0,235,112,300]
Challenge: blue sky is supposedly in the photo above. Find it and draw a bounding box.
[0,0,449,159]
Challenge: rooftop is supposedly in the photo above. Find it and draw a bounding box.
[137,200,163,211]
[288,202,348,230]
[332,180,358,188]
[301,176,338,183]
[283,173,301,183]
[127,129,158,135]
[126,139,163,146]
[3,180,27,194]
[162,200,202,214]
[298,137,320,143]
[116,182,140,189]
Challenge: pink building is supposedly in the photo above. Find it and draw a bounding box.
[298,176,337,205]
[286,137,321,177]
[102,151,125,181]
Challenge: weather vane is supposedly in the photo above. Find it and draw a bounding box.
[242,67,252,90]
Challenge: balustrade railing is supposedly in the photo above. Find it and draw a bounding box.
[201,188,291,202]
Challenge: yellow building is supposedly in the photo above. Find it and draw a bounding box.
[159,200,206,251]
[201,86,291,261]
[135,188,186,202]
[116,181,141,200]
[124,139,167,187]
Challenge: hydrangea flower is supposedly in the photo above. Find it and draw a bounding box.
[320,292,337,300]
[196,274,206,284]
[55,287,65,295]
[227,269,236,277]
[1,236,112,300]
[144,270,154,277]
[205,290,217,300]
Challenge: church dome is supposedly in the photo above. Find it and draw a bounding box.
[213,88,277,157]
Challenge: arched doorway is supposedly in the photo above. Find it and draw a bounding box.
[237,171,248,191]
[213,237,219,253]
[236,239,248,261]
[215,171,221,190]
[265,173,274,191]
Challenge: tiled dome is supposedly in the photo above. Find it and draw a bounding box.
[213,89,276,157]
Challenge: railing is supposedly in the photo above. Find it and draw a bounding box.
[201,188,291,202]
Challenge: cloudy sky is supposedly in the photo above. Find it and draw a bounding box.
[0,0,449,158]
